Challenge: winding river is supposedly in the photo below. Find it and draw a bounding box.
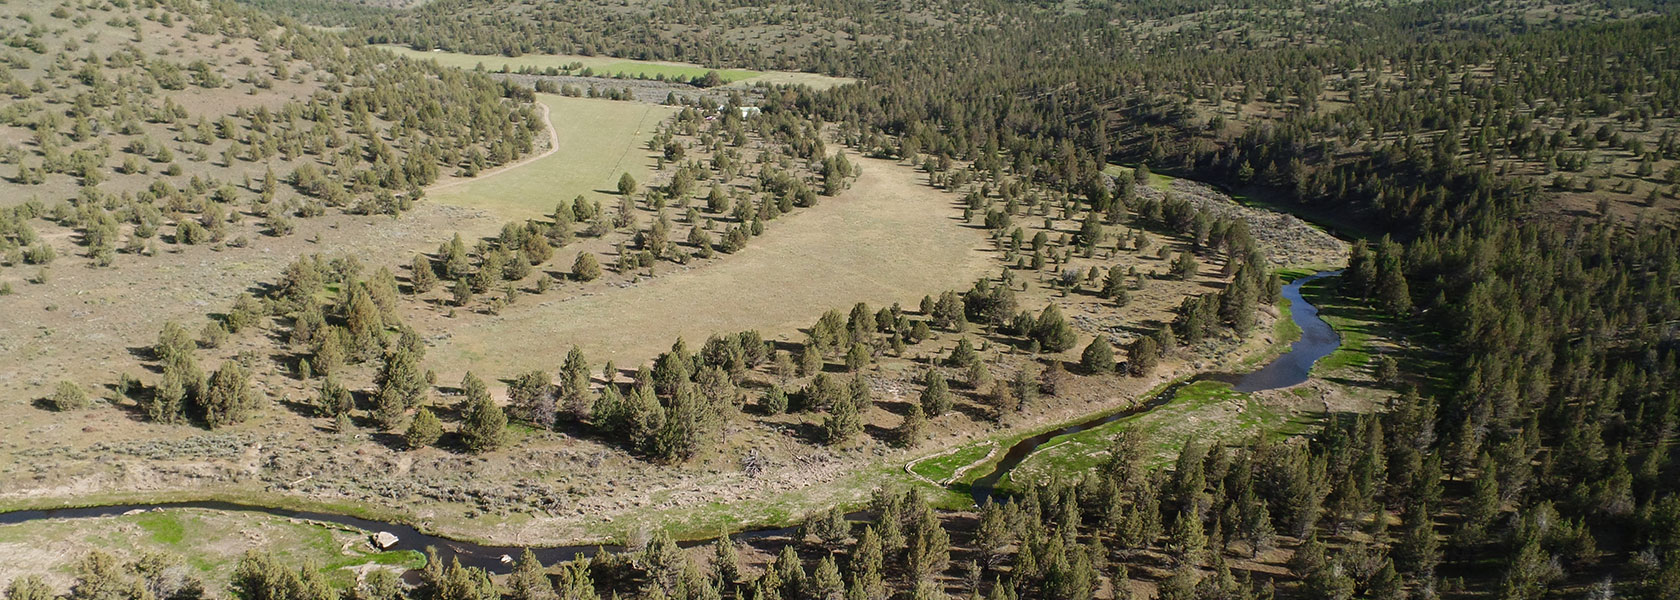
[0,271,1342,574]
[966,270,1343,504]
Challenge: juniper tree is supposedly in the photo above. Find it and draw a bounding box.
[799,342,824,376]
[405,407,443,449]
[946,337,978,368]
[1126,337,1159,377]
[5,576,52,600]
[442,233,472,280]
[506,549,555,600]
[1080,337,1114,374]
[1169,251,1198,280]
[49,380,88,411]
[919,369,952,416]
[201,362,258,429]
[805,373,847,412]
[508,370,555,428]
[559,346,591,420]
[757,386,788,415]
[1032,305,1077,352]
[315,377,353,418]
[845,342,872,372]
[572,252,601,281]
[1009,364,1038,410]
[896,402,926,448]
[932,291,966,331]
[459,374,507,453]
[823,392,862,445]
[966,360,992,390]
[451,278,473,307]
[374,348,426,429]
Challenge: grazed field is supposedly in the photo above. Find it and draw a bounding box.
[426,155,995,373]
[427,95,677,220]
[378,46,854,90]
[0,508,421,591]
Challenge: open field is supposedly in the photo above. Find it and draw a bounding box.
[377,46,855,90]
[0,508,422,591]
[909,442,995,484]
[427,95,676,220]
[1002,380,1297,490]
[377,45,761,82]
[1103,163,1180,189]
[424,155,994,372]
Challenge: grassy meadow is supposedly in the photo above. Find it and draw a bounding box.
[999,380,1321,491]
[427,94,677,220]
[377,46,854,90]
[0,508,422,591]
[425,155,995,372]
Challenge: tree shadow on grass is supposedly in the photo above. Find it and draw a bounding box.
[948,401,996,425]
[126,346,165,374]
[277,394,321,419]
[764,419,826,445]
[875,397,916,417]
[863,423,898,445]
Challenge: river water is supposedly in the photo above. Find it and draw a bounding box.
[966,270,1343,503]
[0,271,1343,573]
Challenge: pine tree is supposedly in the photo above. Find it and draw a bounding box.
[907,507,951,580]
[711,535,742,587]
[507,549,556,600]
[774,545,807,600]
[1166,511,1207,566]
[617,172,638,197]
[975,501,1012,568]
[1374,238,1411,315]
[1394,501,1439,577]
[624,383,666,454]
[811,556,844,600]
[653,381,709,462]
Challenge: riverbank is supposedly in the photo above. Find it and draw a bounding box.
[0,264,1373,586]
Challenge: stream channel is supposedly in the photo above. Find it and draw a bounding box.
[0,271,1343,573]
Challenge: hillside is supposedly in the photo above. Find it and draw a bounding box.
[0,0,1677,599]
[0,0,539,279]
